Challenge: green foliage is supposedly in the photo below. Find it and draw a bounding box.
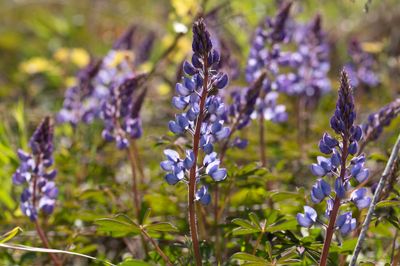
[0,0,399,265]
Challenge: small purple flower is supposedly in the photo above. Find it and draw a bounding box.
[297,206,317,228]
[351,188,371,209]
[310,179,331,203]
[336,212,356,235]
[195,186,211,205]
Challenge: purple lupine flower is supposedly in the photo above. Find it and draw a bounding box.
[244,3,292,119]
[297,206,317,228]
[362,98,400,143]
[298,70,371,236]
[101,74,147,149]
[282,15,331,98]
[12,117,57,221]
[57,60,102,125]
[160,18,229,205]
[350,188,371,209]
[58,26,153,127]
[310,179,331,203]
[336,212,356,235]
[345,39,379,88]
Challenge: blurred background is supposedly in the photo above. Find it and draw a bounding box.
[0,0,400,265]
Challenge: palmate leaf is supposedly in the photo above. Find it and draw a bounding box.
[144,222,179,233]
[95,215,140,237]
[0,227,23,244]
[232,218,260,230]
[231,252,267,264]
[376,200,400,208]
[232,228,261,236]
[267,219,297,233]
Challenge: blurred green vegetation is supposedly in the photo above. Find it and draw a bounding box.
[0,0,399,265]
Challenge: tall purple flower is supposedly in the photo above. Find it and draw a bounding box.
[345,39,379,88]
[12,117,57,221]
[297,71,371,237]
[283,14,331,98]
[57,60,102,125]
[160,18,230,200]
[58,26,153,127]
[101,74,147,149]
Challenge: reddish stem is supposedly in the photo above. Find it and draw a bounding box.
[188,59,209,266]
[32,159,62,266]
[319,137,349,266]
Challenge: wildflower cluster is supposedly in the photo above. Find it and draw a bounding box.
[345,39,379,88]
[57,60,101,125]
[160,18,229,204]
[101,74,147,149]
[286,14,331,98]
[231,3,291,133]
[58,27,152,132]
[297,71,371,235]
[12,117,58,221]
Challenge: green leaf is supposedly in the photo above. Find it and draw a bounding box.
[232,228,260,236]
[376,200,400,209]
[118,259,151,266]
[0,227,23,243]
[268,219,297,232]
[232,218,259,230]
[95,218,140,237]
[144,222,179,232]
[271,191,303,202]
[249,213,262,230]
[141,208,152,225]
[231,252,267,263]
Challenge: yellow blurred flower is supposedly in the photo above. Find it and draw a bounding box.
[53,47,90,67]
[106,50,134,68]
[71,48,90,67]
[361,41,384,54]
[19,57,61,75]
[171,0,199,18]
[158,83,170,96]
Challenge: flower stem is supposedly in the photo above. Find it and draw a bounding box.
[140,227,173,266]
[187,58,209,266]
[350,132,400,266]
[131,140,145,184]
[252,232,263,255]
[319,137,349,266]
[32,159,62,266]
[127,145,141,218]
[127,144,149,255]
[34,220,62,266]
[259,116,266,167]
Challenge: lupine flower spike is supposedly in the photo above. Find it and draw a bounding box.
[296,70,372,266]
[160,18,229,266]
[12,117,61,265]
[345,39,379,88]
[360,98,400,153]
[13,117,57,221]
